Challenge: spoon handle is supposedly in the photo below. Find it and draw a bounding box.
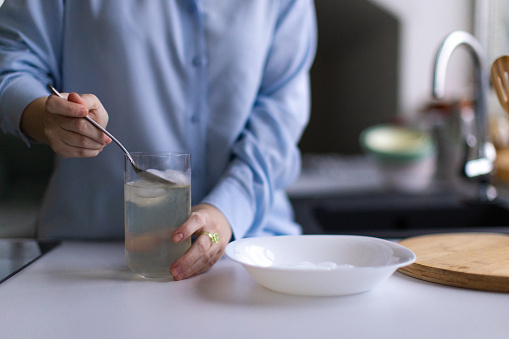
[46,85,137,167]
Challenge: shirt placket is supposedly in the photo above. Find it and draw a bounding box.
[187,0,208,201]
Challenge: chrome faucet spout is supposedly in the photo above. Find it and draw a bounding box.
[432,31,486,100]
[431,30,495,201]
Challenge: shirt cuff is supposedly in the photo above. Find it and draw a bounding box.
[0,76,48,144]
[202,175,255,241]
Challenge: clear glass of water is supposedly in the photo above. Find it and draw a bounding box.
[124,152,191,279]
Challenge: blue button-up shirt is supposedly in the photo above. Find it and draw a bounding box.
[0,0,317,240]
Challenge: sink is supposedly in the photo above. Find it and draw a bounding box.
[291,191,509,238]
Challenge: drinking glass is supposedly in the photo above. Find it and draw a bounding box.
[124,152,191,279]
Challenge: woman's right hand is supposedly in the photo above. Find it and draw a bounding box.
[41,92,111,158]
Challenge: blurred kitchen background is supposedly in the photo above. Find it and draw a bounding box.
[2,0,509,238]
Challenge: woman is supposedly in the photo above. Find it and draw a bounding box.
[0,0,317,280]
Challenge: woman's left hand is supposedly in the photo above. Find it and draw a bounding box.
[170,203,232,280]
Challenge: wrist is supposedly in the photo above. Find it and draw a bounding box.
[20,96,49,144]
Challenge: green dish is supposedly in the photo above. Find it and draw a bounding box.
[360,124,435,162]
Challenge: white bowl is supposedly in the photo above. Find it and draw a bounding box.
[225,235,416,297]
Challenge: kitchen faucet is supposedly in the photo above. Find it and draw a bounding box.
[432,30,496,201]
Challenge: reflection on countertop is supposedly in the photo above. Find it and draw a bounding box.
[0,239,59,284]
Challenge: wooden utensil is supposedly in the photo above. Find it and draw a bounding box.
[398,233,509,292]
[491,56,509,114]
[490,58,509,182]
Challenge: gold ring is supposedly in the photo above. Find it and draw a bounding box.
[201,232,219,245]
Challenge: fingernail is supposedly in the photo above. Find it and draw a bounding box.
[171,266,181,277]
[174,233,183,242]
[78,108,88,117]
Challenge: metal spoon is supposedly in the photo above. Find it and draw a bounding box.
[47,85,175,185]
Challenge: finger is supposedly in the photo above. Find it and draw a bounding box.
[68,93,111,145]
[169,212,207,280]
[46,92,88,118]
[172,211,207,243]
[44,113,110,149]
[68,92,109,127]
[170,235,219,280]
[58,127,109,150]
[178,246,224,280]
[43,116,108,158]
[47,136,105,158]
[45,93,111,149]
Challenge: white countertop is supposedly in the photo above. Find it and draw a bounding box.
[0,242,508,339]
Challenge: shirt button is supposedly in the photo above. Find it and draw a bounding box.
[191,113,200,123]
[192,56,206,67]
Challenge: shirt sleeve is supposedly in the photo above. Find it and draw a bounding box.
[0,0,64,143]
[203,0,317,240]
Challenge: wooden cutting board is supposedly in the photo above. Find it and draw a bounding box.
[397,233,509,292]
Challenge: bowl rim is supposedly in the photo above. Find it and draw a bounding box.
[225,234,416,272]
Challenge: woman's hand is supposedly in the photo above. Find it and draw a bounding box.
[170,203,232,280]
[44,92,111,157]
[21,92,111,157]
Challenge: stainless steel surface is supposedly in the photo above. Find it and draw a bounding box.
[46,85,175,185]
[432,30,495,201]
